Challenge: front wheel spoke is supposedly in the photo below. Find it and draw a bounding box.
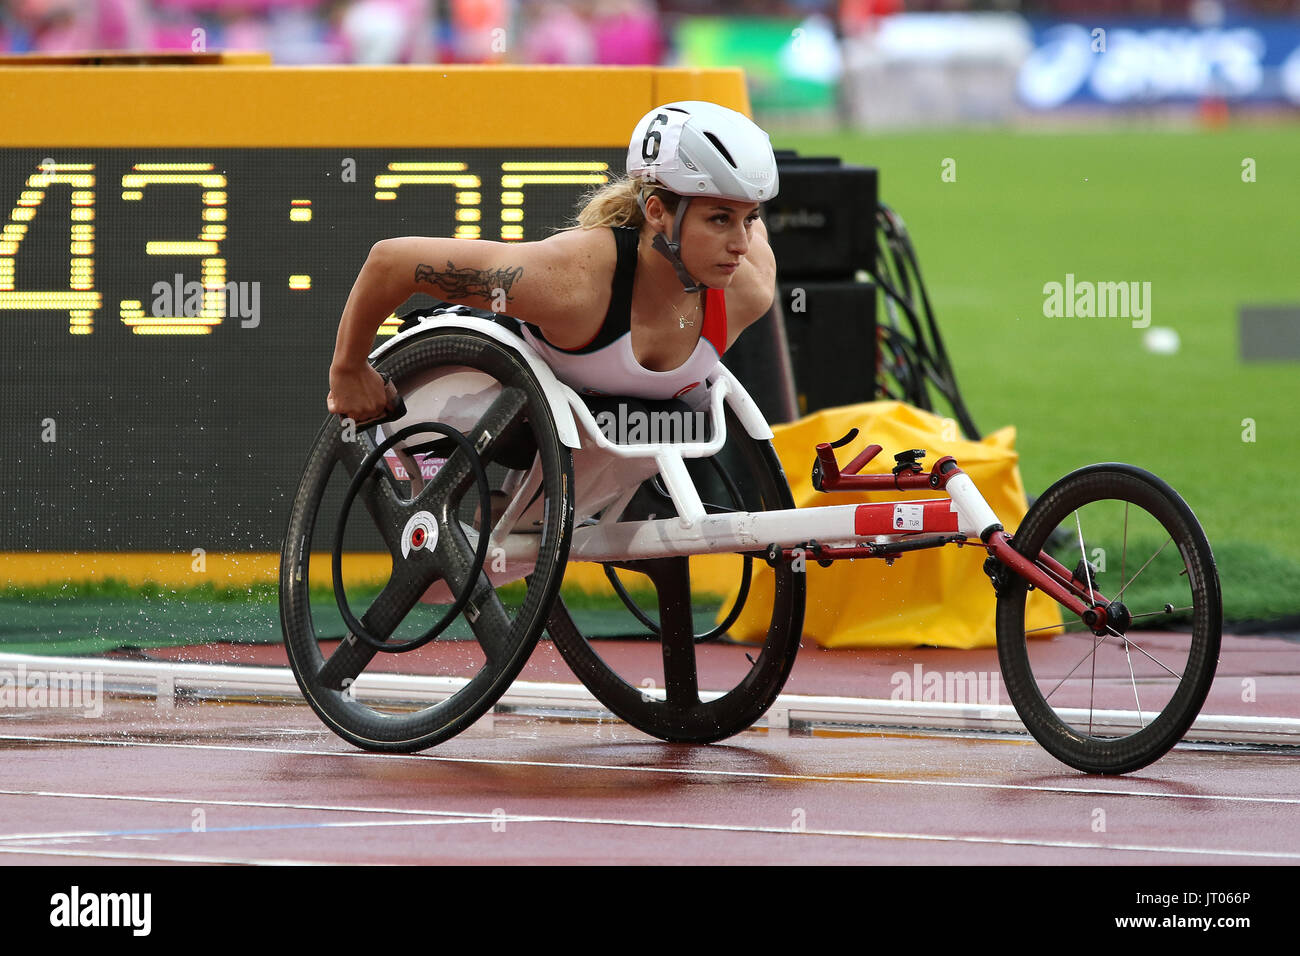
[1074,510,1095,604]
[1113,536,1174,601]
[1089,622,1098,733]
[1102,624,1183,681]
[1035,557,1106,607]
[1120,501,1130,597]
[1129,605,1193,623]
[1038,628,1108,703]
[1124,641,1145,728]
[1024,621,1076,637]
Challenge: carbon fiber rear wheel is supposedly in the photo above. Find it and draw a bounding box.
[996,464,1221,774]
[548,406,805,743]
[279,330,573,752]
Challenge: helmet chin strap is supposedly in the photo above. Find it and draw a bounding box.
[638,192,705,293]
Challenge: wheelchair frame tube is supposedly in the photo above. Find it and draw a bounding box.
[488,472,1005,564]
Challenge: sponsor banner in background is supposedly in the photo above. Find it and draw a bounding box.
[1020,18,1300,108]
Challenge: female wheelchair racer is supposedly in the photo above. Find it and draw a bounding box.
[281,101,1221,774]
[327,100,777,427]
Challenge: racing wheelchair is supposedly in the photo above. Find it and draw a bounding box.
[280,304,1221,775]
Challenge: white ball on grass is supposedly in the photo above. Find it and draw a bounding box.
[1144,326,1180,355]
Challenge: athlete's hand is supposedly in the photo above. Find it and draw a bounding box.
[327,362,398,425]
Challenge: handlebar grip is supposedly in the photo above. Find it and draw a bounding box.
[844,443,883,475]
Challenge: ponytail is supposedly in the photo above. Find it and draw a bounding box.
[567,176,681,230]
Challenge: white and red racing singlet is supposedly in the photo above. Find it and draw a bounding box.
[514,226,727,403]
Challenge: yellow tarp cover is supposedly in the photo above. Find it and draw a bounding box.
[724,401,1062,649]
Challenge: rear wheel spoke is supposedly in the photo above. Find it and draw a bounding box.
[337,433,407,553]
[428,523,513,663]
[317,563,432,688]
[657,564,700,707]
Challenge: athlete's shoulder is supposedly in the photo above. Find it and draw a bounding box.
[533,225,619,273]
[514,226,612,305]
[725,218,777,331]
[519,227,620,332]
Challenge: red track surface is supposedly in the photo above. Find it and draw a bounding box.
[139,631,1299,718]
[1,633,1296,865]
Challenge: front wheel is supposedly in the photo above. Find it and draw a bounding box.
[995,464,1221,774]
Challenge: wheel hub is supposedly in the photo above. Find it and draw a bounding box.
[401,511,438,559]
[1105,599,1132,634]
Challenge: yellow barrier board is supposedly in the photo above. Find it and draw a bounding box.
[0,65,750,146]
[0,551,738,597]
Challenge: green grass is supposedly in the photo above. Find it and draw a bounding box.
[2,579,283,603]
[771,123,1300,619]
[1,577,683,608]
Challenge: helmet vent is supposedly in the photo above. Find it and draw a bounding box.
[703,132,738,169]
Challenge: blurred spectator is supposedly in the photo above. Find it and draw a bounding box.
[338,0,407,62]
[9,1,1300,62]
[520,0,595,64]
[2,0,152,51]
[591,0,662,64]
[448,0,509,63]
[840,0,903,38]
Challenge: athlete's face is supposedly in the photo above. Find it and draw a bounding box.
[678,200,761,287]
[647,195,761,288]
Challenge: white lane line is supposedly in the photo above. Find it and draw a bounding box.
[0,845,339,865]
[0,801,1293,862]
[1,731,1297,806]
[0,816,521,843]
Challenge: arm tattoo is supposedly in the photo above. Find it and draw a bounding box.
[414,261,524,301]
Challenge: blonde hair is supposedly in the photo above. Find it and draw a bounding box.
[567,176,681,231]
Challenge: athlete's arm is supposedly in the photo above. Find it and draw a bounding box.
[327,230,606,422]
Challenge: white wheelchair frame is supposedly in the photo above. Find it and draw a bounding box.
[372,312,1004,578]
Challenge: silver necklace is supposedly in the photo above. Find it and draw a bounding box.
[675,294,701,329]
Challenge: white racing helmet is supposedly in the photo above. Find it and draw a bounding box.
[626,101,779,291]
